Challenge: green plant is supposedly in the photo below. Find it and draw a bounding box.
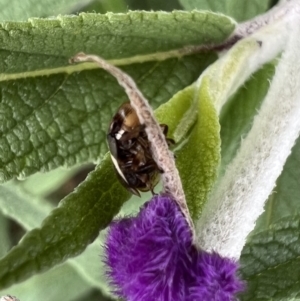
[0,0,300,300]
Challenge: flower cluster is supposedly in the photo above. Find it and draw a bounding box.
[105,195,244,301]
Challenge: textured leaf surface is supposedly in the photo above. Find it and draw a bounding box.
[0,60,225,289]
[0,69,221,290]
[0,53,215,182]
[254,135,300,233]
[0,11,235,182]
[175,84,220,220]
[218,61,300,237]
[0,0,88,21]
[219,62,276,175]
[178,0,271,22]
[240,215,300,300]
[171,40,263,220]
[156,82,220,220]
[0,11,234,73]
[0,154,130,289]
[0,10,235,290]
[161,40,264,221]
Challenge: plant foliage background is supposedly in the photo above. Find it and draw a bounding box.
[1,0,300,300]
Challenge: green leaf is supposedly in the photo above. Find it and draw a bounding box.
[0,177,112,294]
[0,153,130,290]
[240,215,300,301]
[1,61,218,183]
[175,83,220,220]
[0,11,234,73]
[0,53,215,182]
[0,182,52,230]
[0,11,235,288]
[20,166,88,197]
[155,85,196,142]
[157,39,266,221]
[0,213,10,258]
[178,0,272,22]
[0,263,92,301]
[69,234,112,295]
[0,11,234,182]
[0,0,89,21]
[169,39,265,220]
[254,135,300,233]
[0,52,217,289]
[156,80,221,220]
[219,62,276,175]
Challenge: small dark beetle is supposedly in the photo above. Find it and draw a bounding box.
[107,102,173,196]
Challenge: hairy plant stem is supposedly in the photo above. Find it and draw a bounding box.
[197,12,300,259]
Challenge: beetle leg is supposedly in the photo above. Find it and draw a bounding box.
[150,187,157,195]
[160,124,175,146]
[136,173,155,193]
[160,124,168,135]
[135,162,158,174]
[166,138,175,146]
[136,136,149,149]
[121,160,134,168]
[129,187,141,197]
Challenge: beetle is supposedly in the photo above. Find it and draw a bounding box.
[107,102,173,196]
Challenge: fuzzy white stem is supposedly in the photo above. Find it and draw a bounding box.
[234,0,300,38]
[69,53,195,240]
[188,0,300,54]
[210,1,300,115]
[196,15,300,259]
[199,17,290,116]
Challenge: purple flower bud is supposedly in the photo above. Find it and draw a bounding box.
[105,195,244,301]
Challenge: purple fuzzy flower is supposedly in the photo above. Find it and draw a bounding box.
[105,195,244,301]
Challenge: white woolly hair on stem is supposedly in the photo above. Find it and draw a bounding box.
[69,53,195,240]
[197,17,290,118]
[233,0,300,39]
[196,14,300,259]
[184,0,300,55]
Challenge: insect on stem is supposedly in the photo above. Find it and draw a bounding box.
[69,52,195,241]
